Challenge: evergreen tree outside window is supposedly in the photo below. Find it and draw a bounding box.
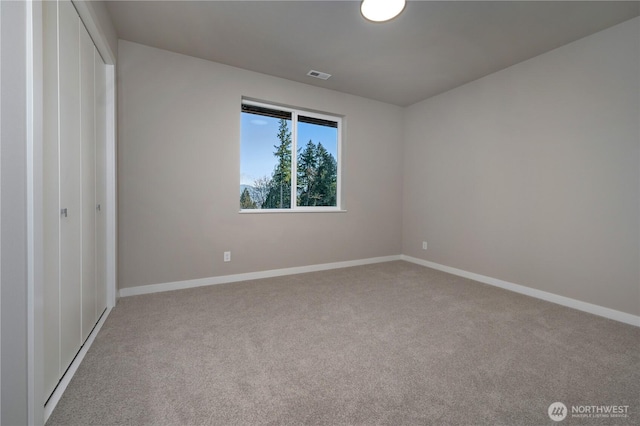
[240,100,341,211]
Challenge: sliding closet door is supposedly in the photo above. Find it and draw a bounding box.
[95,51,108,315]
[58,0,83,372]
[44,0,110,400]
[80,23,97,342]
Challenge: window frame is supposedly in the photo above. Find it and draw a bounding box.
[240,99,343,213]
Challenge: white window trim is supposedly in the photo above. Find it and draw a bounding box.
[240,99,343,212]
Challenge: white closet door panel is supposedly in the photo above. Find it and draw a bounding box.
[58,0,82,371]
[80,22,96,342]
[95,50,107,315]
[44,0,110,396]
[43,0,61,399]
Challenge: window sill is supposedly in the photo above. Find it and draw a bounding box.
[239,208,347,214]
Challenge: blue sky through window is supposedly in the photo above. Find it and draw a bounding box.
[240,113,338,186]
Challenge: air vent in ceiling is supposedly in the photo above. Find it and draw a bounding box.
[307,70,332,80]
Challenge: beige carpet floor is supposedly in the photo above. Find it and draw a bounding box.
[46,261,639,425]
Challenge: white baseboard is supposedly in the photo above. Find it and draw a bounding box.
[44,306,112,422]
[118,255,403,298]
[401,255,640,327]
[117,254,639,328]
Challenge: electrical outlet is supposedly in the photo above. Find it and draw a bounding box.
[224,251,231,262]
[422,241,428,250]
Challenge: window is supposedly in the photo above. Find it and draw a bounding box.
[240,100,341,211]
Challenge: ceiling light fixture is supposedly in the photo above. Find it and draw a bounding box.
[361,0,406,23]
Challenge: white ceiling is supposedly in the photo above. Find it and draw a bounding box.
[106,1,639,106]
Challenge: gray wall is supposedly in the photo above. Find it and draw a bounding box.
[1,1,29,424]
[403,17,640,316]
[117,40,404,290]
[119,17,639,317]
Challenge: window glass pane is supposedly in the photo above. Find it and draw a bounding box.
[296,116,338,207]
[240,109,292,209]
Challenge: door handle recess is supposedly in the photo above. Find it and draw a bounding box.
[61,208,68,217]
